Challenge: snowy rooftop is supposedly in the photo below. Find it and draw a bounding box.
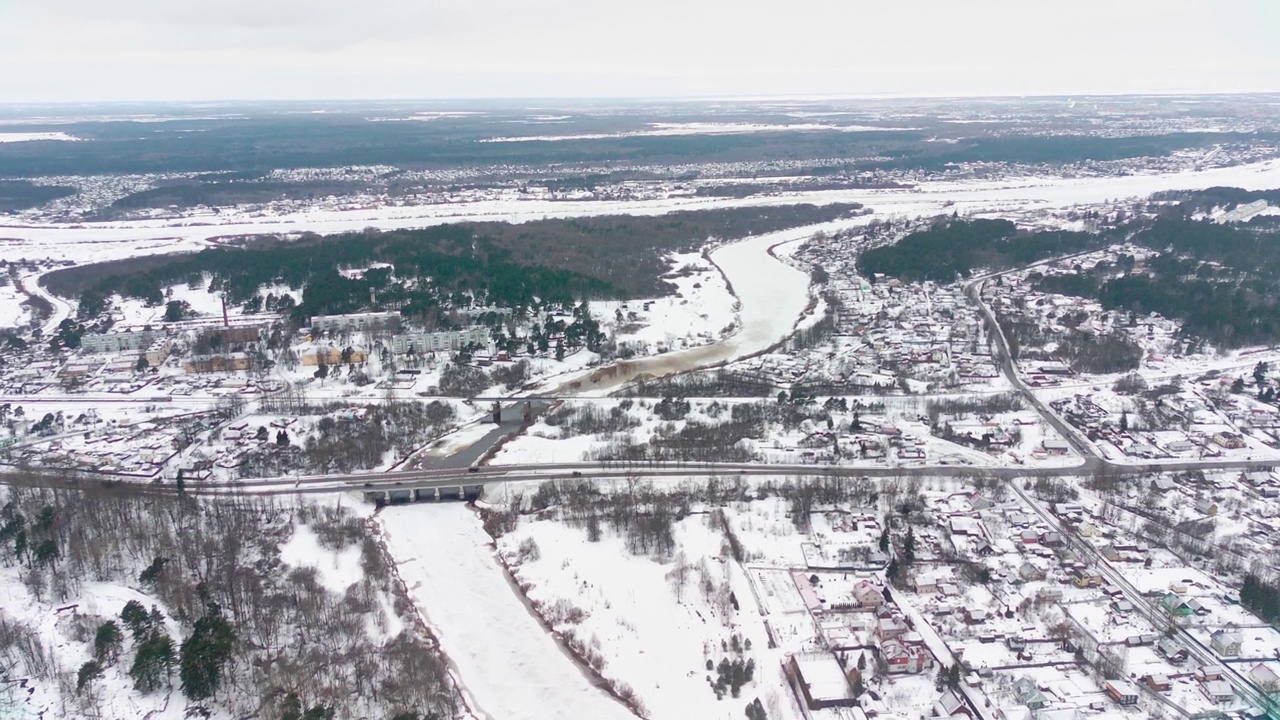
[793,654,852,702]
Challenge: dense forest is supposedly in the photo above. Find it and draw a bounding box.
[104,179,370,216]
[856,218,1098,282]
[47,204,862,323]
[1151,186,1280,217]
[0,481,460,719]
[0,180,76,213]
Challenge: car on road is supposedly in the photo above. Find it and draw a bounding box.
[467,466,479,473]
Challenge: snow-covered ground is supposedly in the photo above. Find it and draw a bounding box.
[6,158,1280,268]
[0,281,30,329]
[496,514,801,720]
[593,252,736,358]
[480,121,916,142]
[0,132,80,143]
[377,504,637,720]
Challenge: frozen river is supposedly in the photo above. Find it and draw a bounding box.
[378,504,637,720]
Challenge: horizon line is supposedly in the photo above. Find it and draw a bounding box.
[3,89,1280,109]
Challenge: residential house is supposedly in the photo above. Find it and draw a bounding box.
[787,654,855,710]
[1105,680,1139,706]
[1201,678,1234,704]
[1155,637,1189,664]
[184,353,253,374]
[1194,498,1220,516]
[302,346,369,367]
[875,617,909,641]
[1142,674,1171,692]
[1013,678,1049,710]
[1017,562,1045,583]
[1210,628,1242,657]
[933,689,970,718]
[310,311,400,334]
[1160,592,1197,617]
[1249,663,1280,690]
[851,580,884,610]
[880,638,934,675]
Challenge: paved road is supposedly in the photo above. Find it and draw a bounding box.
[1009,479,1274,714]
[13,452,1273,499]
[965,272,1101,464]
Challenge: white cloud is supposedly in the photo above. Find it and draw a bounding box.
[0,0,1277,101]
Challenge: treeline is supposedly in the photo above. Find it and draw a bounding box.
[1053,333,1144,374]
[622,369,777,398]
[105,179,369,215]
[0,481,461,719]
[1152,186,1280,218]
[48,204,862,321]
[1241,574,1280,624]
[856,219,1096,283]
[0,180,75,213]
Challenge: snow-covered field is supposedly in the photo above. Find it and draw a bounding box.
[496,514,801,720]
[6,158,1280,268]
[480,121,916,142]
[377,504,636,720]
[0,281,30,329]
[0,132,80,143]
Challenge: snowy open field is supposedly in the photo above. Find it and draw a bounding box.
[495,513,803,720]
[0,281,30,329]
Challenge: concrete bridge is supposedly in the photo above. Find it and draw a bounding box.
[363,482,487,506]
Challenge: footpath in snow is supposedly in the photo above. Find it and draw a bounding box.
[377,504,637,720]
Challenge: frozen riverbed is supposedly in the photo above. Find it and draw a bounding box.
[6,158,1280,263]
[378,504,637,720]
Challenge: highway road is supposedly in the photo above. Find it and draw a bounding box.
[9,451,1276,500]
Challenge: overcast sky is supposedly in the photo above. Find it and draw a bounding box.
[1,0,1278,103]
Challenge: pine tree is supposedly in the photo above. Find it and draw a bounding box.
[130,633,175,693]
[120,600,150,640]
[76,660,103,693]
[94,621,123,664]
[179,604,236,701]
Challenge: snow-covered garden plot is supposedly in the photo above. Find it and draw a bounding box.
[377,504,636,720]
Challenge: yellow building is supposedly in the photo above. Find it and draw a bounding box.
[302,347,368,366]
